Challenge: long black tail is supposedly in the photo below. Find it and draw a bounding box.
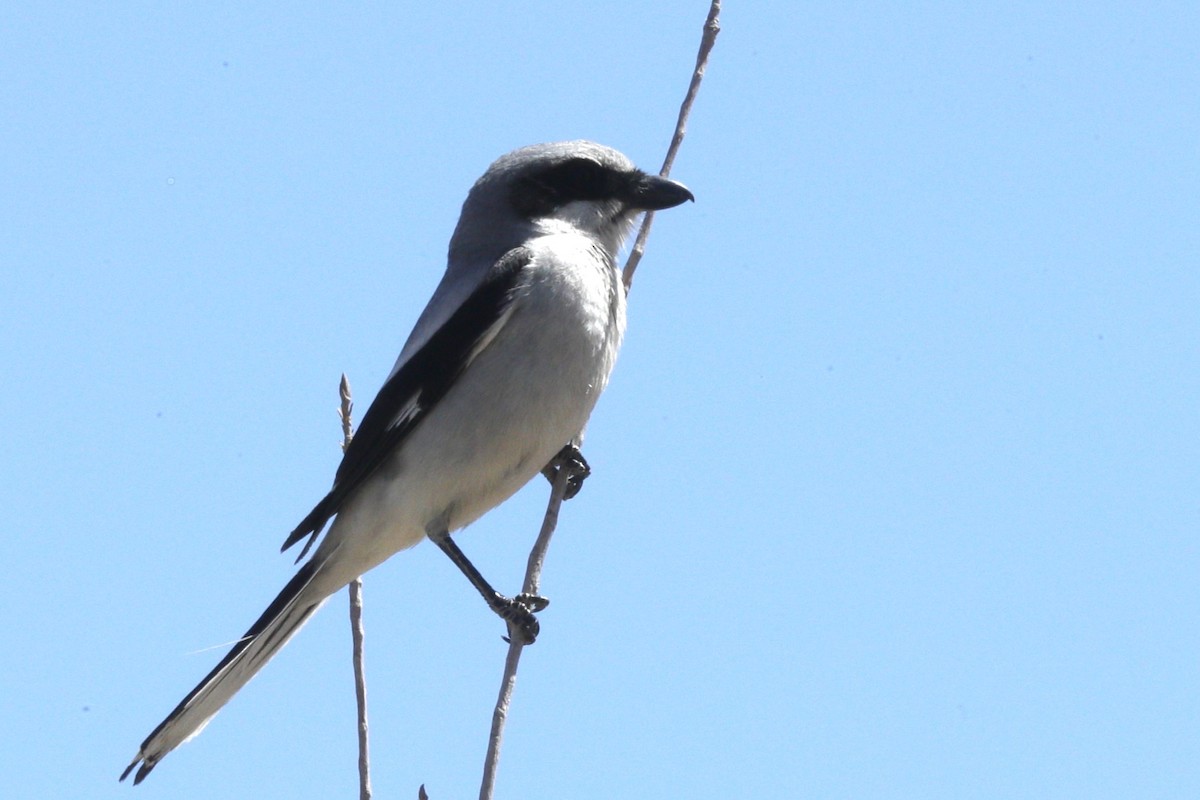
[121,558,325,784]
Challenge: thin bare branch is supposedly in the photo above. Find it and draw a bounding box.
[622,0,722,290]
[477,5,722,797]
[349,578,370,800]
[340,374,373,800]
[478,459,575,800]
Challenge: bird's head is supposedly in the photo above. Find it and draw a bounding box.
[451,141,693,262]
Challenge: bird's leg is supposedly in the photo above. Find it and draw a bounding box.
[427,525,547,644]
[541,443,591,500]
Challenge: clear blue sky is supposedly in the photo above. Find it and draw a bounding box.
[3,3,1197,798]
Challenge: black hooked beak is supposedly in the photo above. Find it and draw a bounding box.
[626,172,695,211]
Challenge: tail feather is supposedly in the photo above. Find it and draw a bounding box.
[121,558,327,784]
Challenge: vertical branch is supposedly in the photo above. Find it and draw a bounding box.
[340,374,373,800]
[476,5,722,798]
[349,581,370,800]
[622,0,722,291]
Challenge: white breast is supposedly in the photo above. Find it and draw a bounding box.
[318,232,626,584]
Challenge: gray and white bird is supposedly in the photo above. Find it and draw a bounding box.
[121,141,693,784]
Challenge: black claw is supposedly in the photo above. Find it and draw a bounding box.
[515,592,550,612]
[542,444,591,500]
[494,593,548,645]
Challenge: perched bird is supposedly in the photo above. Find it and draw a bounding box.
[121,141,693,784]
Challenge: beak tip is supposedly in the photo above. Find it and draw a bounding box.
[634,174,695,211]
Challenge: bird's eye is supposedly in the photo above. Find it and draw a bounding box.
[512,158,626,217]
[543,158,618,202]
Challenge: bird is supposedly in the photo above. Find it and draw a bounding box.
[120,140,693,784]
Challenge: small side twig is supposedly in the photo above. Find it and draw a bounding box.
[339,374,372,800]
[622,0,721,291]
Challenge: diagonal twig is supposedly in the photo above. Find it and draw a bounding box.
[623,0,722,291]
[475,4,722,800]
[477,458,575,800]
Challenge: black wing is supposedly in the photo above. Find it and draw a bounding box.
[281,248,531,555]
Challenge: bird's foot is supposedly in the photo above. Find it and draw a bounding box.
[541,444,591,500]
[494,592,550,645]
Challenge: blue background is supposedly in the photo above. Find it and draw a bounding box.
[3,3,1197,798]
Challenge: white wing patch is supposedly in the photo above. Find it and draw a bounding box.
[387,394,423,431]
[464,300,518,369]
[383,299,516,435]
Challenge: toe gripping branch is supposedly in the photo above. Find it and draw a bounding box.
[429,528,549,645]
[542,443,590,500]
[492,591,550,645]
